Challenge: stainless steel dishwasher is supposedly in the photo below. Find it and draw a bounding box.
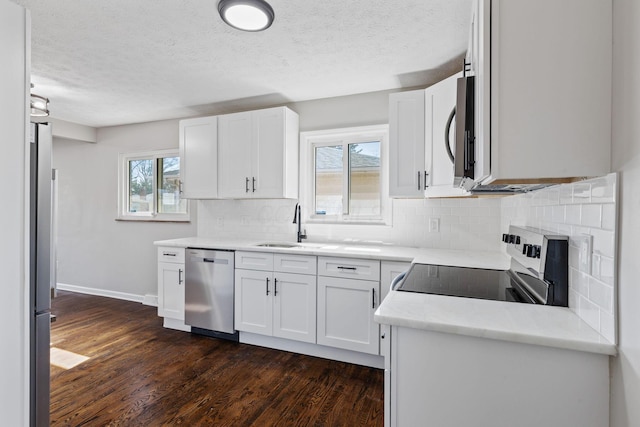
[185,248,236,338]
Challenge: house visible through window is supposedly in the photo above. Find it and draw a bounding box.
[301,125,390,224]
[118,149,189,221]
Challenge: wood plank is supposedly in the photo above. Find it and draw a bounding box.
[50,291,384,426]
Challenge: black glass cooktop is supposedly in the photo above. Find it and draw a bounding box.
[396,263,530,303]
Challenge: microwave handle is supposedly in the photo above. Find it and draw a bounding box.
[445,106,456,163]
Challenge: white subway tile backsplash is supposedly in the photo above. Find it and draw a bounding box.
[500,173,618,344]
[591,174,616,203]
[602,204,616,231]
[588,277,613,313]
[581,204,602,228]
[578,296,601,332]
[565,205,581,225]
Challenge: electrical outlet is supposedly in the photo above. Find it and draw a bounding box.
[429,218,440,233]
[578,234,593,274]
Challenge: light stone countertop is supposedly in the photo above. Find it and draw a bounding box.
[154,237,616,356]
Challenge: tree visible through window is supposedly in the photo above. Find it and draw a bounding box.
[119,150,189,221]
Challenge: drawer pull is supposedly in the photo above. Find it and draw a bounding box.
[266,277,270,296]
[178,269,183,284]
[274,278,278,296]
[337,266,357,271]
[163,252,177,257]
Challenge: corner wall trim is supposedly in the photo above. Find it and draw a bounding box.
[56,283,145,304]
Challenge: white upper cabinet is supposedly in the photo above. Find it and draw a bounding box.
[471,0,612,184]
[218,106,299,199]
[389,74,468,198]
[389,90,426,197]
[179,116,218,199]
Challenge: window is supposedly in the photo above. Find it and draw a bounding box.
[118,149,189,221]
[300,125,390,224]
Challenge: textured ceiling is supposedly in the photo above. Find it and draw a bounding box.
[12,0,472,128]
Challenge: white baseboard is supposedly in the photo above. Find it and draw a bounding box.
[56,283,146,304]
[143,294,158,307]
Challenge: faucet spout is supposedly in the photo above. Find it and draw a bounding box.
[293,203,307,243]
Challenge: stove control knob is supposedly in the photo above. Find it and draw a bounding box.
[508,234,516,244]
[515,236,521,245]
[502,233,509,243]
[526,245,536,258]
[522,244,531,255]
[534,245,541,258]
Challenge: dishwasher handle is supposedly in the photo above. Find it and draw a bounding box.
[192,256,229,265]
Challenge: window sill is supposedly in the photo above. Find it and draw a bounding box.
[115,217,191,223]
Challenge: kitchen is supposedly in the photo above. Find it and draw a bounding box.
[1,0,639,426]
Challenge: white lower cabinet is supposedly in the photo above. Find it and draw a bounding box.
[317,275,380,355]
[234,252,317,343]
[157,247,189,331]
[388,325,609,427]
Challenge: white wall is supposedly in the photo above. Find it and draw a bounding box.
[53,119,196,300]
[0,1,29,424]
[610,0,640,425]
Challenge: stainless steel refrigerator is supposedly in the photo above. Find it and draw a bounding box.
[30,122,54,427]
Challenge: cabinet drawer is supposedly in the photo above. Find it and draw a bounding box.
[158,247,185,264]
[274,254,317,275]
[318,257,380,281]
[236,251,274,271]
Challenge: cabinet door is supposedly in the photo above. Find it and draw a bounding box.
[389,90,426,198]
[317,276,380,354]
[272,272,317,343]
[234,269,273,335]
[157,262,185,320]
[252,107,286,198]
[380,261,411,302]
[218,111,253,198]
[179,116,218,199]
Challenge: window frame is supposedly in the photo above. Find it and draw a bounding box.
[117,149,190,222]
[300,124,391,225]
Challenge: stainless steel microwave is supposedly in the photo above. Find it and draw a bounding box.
[454,75,476,191]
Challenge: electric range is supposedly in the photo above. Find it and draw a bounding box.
[395,226,569,306]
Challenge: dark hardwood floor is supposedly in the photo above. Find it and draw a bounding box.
[50,291,384,426]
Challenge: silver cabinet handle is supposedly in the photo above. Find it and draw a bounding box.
[178,269,183,284]
[274,278,278,296]
[252,177,256,193]
[246,177,250,193]
[266,277,270,295]
[163,252,177,257]
[337,266,357,271]
[418,171,421,190]
[424,170,428,188]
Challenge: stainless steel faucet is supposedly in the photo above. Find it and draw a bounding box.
[292,203,307,243]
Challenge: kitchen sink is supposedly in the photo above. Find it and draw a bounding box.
[255,243,300,248]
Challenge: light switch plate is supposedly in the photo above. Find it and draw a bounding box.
[578,234,593,274]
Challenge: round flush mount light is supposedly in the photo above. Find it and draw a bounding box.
[218,0,275,32]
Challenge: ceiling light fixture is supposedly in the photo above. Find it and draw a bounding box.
[30,84,50,117]
[218,0,275,32]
